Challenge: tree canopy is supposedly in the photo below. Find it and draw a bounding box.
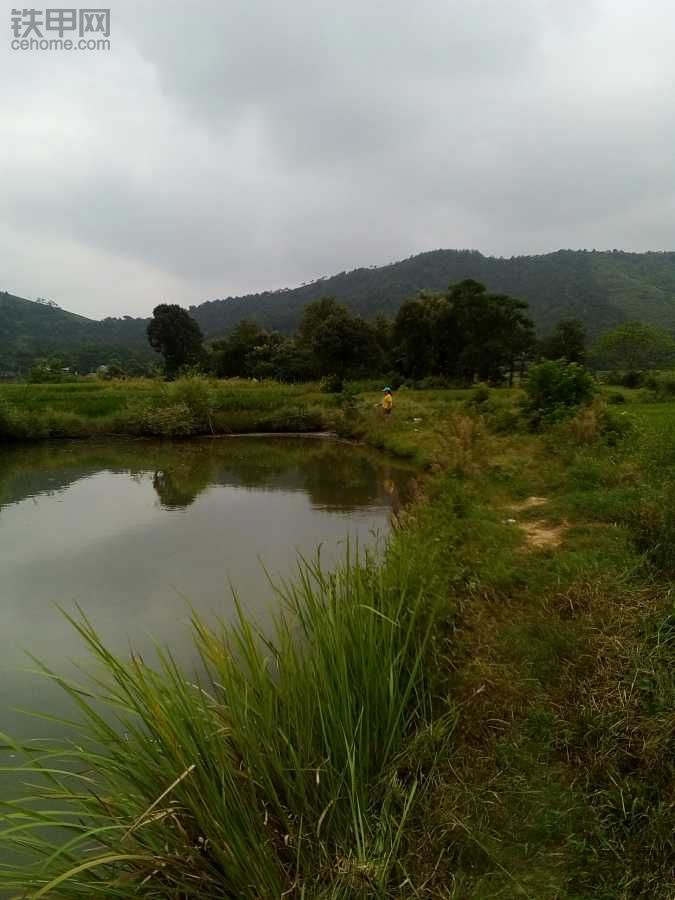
[592,321,675,372]
[147,304,204,377]
[392,280,535,383]
[540,318,587,364]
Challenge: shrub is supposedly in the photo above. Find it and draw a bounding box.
[642,376,675,402]
[169,376,213,427]
[320,373,345,393]
[606,391,626,404]
[619,370,644,389]
[523,360,595,427]
[468,382,490,407]
[485,403,523,434]
[566,402,632,446]
[136,402,197,437]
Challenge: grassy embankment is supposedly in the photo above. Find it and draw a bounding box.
[0,382,673,898]
[0,378,486,463]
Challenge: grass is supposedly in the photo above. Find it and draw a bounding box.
[0,377,478,465]
[0,383,673,897]
[0,379,335,441]
[0,542,445,897]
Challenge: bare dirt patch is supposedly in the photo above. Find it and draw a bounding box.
[508,495,549,512]
[519,519,567,550]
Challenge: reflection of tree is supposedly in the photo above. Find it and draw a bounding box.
[0,438,413,516]
[151,458,215,509]
[302,449,380,511]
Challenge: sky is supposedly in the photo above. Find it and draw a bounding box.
[2,0,675,319]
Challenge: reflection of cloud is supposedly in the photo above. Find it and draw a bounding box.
[0,473,161,567]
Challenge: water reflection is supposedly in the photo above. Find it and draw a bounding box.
[0,438,412,743]
[0,438,409,513]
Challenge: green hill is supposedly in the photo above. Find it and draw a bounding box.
[192,249,675,338]
[0,291,149,375]
[4,249,675,374]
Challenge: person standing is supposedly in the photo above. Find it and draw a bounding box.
[382,387,393,416]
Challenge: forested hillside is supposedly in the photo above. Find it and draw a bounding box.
[4,249,675,374]
[0,291,150,374]
[193,249,675,337]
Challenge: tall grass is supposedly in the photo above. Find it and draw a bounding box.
[0,547,439,897]
[0,378,337,441]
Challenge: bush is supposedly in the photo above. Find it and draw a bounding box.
[523,360,595,427]
[565,402,632,446]
[619,370,644,389]
[485,403,523,434]
[642,376,675,402]
[468,382,490,407]
[169,376,213,427]
[606,391,626,404]
[137,402,197,437]
[320,373,345,393]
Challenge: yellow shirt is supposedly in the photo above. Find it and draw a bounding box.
[382,393,393,411]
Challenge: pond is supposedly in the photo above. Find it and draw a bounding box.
[0,437,413,745]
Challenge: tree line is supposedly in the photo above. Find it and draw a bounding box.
[148,279,675,383]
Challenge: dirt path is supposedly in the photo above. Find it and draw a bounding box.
[505,496,568,551]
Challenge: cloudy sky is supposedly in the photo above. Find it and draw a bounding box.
[2,0,675,319]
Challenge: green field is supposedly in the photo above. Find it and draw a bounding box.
[0,378,498,465]
[0,381,673,898]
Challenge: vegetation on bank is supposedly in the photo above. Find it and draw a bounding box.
[0,377,509,465]
[0,375,673,898]
[0,379,339,443]
[8,249,675,377]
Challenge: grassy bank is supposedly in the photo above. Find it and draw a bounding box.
[0,379,335,441]
[0,389,673,897]
[0,377,488,465]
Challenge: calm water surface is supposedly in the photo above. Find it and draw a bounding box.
[0,438,411,743]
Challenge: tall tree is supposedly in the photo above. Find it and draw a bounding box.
[593,321,675,372]
[299,298,383,378]
[392,280,534,383]
[212,319,265,378]
[540,318,587,364]
[147,304,204,378]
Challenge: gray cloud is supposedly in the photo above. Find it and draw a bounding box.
[1,0,675,317]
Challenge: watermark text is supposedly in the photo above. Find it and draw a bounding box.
[10,8,111,50]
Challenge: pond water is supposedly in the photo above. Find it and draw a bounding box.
[0,437,412,744]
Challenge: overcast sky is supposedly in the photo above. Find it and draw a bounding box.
[2,0,675,319]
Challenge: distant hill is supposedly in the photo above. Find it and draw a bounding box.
[192,249,675,338]
[4,249,675,374]
[0,291,149,374]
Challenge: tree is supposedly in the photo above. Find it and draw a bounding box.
[593,321,675,373]
[212,320,265,378]
[147,304,204,378]
[299,298,384,378]
[298,297,344,346]
[524,360,595,426]
[391,292,449,379]
[540,318,587,364]
[449,281,535,383]
[391,280,535,383]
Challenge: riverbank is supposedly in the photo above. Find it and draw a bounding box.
[0,388,673,897]
[0,377,494,465]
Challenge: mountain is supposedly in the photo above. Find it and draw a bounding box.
[0,291,149,375]
[192,249,675,338]
[4,249,675,374]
